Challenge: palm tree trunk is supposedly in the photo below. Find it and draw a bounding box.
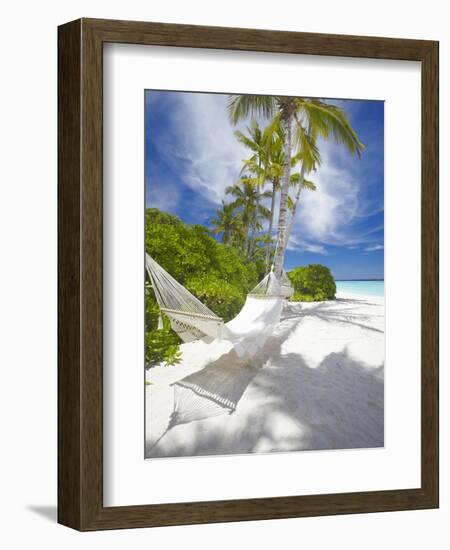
[285,164,306,244]
[273,112,293,278]
[243,226,250,253]
[248,223,255,256]
[265,181,277,271]
[284,123,312,245]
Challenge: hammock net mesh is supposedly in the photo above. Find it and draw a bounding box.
[248,270,282,297]
[146,254,220,319]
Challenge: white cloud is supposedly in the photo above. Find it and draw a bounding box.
[364,244,384,252]
[288,137,384,251]
[152,93,251,205]
[287,235,328,255]
[291,141,361,246]
[146,177,180,211]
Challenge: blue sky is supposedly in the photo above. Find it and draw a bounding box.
[145,91,384,280]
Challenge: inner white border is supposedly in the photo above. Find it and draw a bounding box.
[103,43,421,507]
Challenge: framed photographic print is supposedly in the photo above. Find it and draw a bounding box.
[58,18,439,530]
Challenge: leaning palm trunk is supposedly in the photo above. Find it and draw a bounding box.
[273,114,292,278]
[264,181,277,270]
[285,164,306,245]
[248,223,255,256]
[284,123,312,245]
[243,226,250,253]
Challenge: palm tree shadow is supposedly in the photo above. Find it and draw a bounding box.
[252,348,384,452]
[146,299,384,458]
[169,308,305,425]
[146,311,304,456]
[299,299,384,334]
[148,347,384,458]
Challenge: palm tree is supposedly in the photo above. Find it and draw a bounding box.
[236,119,305,271]
[228,96,364,278]
[210,201,240,245]
[262,136,315,271]
[234,121,271,257]
[226,179,271,255]
[234,120,266,176]
[235,121,279,267]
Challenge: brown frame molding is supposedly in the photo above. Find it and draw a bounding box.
[58,18,439,531]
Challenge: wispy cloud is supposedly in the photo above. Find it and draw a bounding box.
[287,131,384,251]
[289,142,366,248]
[149,92,251,205]
[287,235,328,255]
[364,244,384,252]
[146,176,180,211]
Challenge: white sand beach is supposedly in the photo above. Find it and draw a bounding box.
[145,292,384,458]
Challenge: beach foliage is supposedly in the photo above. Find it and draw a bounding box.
[145,208,259,367]
[289,264,336,302]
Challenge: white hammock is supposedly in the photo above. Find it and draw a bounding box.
[145,254,292,445]
[145,253,285,356]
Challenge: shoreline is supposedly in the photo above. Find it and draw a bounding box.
[335,290,384,303]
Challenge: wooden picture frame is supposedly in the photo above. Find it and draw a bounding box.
[58,18,439,531]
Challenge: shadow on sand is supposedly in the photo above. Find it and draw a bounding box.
[146,301,384,458]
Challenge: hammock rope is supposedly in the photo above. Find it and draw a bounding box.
[146,254,223,342]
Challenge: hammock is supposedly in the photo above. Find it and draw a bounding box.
[145,253,285,357]
[145,254,294,450]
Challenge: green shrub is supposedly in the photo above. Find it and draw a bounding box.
[186,274,244,322]
[145,208,259,367]
[145,328,182,367]
[145,209,258,292]
[145,281,182,366]
[289,264,336,302]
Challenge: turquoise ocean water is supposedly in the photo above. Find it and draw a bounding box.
[335,280,384,297]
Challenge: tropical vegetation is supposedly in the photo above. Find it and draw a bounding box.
[145,208,259,366]
[227,95,364,277]
[288,264,337,302]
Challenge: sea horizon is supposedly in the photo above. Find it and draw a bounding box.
[335,278,384,281]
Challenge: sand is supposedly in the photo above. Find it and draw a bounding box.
[145,292,384,458]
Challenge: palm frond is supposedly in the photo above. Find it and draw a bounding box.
[300,99,365,157]
[228,95,277,125]
[293,115,321,170]
[287,195,295,211]
[302,179,317,191]
[289,172,301,186]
